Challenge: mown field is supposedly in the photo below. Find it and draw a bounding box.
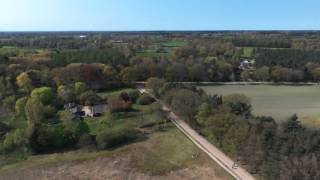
[241,47,255,58]
[136,40,187,58]
[199,85,320,125]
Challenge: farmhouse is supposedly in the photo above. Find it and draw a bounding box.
[65,103,108,117]
[82,104,108,117]
[239,59,255,70]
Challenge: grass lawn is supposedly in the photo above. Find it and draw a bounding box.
[84,102,162,135]
[84,113,139,135]
[199,85,320,122]
[84,112,161,135]
[242,47,255,58]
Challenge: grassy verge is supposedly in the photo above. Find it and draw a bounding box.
[0,150,116,174]
[131,128,215,175]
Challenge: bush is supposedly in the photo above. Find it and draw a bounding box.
[0,122,11,137]
[0,129,27,154]
[137,94,155,105]
[2,96,16,112]
[79,91,103,106]
[119,91,130,102]
[15,97,27,114]
[128,90,140,103]
[146,77,165,96]
[96,127,140,149]
[60,110,90,141]
[35,124,73,152]
[77,134,95,148]
[108,98,132,113]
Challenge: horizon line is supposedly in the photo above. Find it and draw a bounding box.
[1,30,320,33]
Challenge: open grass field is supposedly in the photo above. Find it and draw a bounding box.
[242,47,255,58]
[0,127,233,180]
[199,85,320,123]
[136,40,187,58]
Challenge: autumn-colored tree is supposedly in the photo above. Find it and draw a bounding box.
[57,85,75,103]
[74,82,87,96]
[16,72,33,92]
[255,66,270,81]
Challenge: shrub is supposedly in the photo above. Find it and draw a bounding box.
[128,90,140,103]
[0,122,11,137]
[79,91,103,106]
[1,129,27,154]
[2,95,16,112]
[60,110,90,141]
[35,124,73,152]
[108,98,132,113]
[137,94,155,105]
[77,134,95,148]
[146,77,165,96]
[15,97,27,114]
[119,91,130,102]
[96,127,140,149]
[74,82,87,96]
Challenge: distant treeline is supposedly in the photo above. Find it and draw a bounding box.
[232,37,292,48]
[255,49,320,68]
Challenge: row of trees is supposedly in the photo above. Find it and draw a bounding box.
[4,34,320,85]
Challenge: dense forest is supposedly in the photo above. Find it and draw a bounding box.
[1,31,320,179]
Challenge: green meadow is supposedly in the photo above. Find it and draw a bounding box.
[199,85,320,125]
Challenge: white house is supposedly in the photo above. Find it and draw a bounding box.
[82,104,108,117]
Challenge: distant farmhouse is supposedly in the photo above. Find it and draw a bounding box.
[238,59,255,70]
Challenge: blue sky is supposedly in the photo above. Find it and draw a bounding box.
[0,0,319,31]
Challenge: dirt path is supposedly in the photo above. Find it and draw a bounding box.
[142,89,255,180]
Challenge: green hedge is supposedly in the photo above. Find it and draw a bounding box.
[96,127,140,149]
